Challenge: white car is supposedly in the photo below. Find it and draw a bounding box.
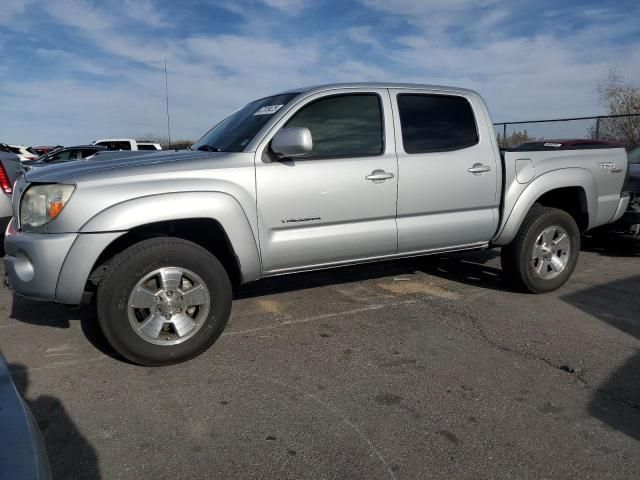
[92,139,162,151]
[8,145,38,162]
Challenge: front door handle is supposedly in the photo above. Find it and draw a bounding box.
[365,169,395,182]
[468,163,491,174]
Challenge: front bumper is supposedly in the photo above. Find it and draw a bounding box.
[610,193,631,224]
[3,220,78,302]
[4,220,125,304]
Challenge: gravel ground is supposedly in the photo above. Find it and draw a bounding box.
[1,235,639,479]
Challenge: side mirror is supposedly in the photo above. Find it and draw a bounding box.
[271,127,313,158]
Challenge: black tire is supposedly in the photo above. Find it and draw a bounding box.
[97,237,232,366]
[501,205,580,293]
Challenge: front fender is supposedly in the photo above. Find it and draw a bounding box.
[493,168,597,246]
[77,191,261,280]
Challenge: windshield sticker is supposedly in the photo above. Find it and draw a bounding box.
[253,105,284,116]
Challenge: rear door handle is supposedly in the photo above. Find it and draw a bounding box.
[365,169,395,182]
[468,163,491,174]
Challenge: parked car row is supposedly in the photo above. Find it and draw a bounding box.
[93,138,162,151]
[22,145,108,171]
[0,144,39,162]
[1,139,163,165]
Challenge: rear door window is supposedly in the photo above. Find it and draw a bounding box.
[397,94,478,153]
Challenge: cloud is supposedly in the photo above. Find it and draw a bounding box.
[0,0,37,25]
[121,0,168,28]
[353,0,640,121]
[0,0,639,145]
[34,48,111,76]
[345,26,381,49]
[261,0,316,14]
[359,0,499,13]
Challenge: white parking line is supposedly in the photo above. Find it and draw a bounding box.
[223,299,419,336]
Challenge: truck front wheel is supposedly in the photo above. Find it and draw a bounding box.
[501,205,580,293]
[96,238,232,366]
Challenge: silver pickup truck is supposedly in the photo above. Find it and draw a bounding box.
[4,83,630,366]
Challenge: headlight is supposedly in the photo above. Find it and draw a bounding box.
[20,184,75,230]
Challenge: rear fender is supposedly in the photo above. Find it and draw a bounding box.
[493,168,596,246]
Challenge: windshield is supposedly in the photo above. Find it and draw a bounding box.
[629,146,640,164]
[192,93,300,152]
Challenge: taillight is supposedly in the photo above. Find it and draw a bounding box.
[0,163,12,194]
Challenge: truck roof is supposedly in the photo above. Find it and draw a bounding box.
[276,82,480,97]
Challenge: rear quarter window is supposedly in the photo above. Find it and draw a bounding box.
[397,94,479,154]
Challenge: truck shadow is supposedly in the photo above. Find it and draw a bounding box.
[8,234,637,360]
[581,232,640,258]
[235,249,508,298]
[416,249,511,292]
[561,275,640,441]
[9,296,120,361]
[8,361,102,479]
[408,235,639,294]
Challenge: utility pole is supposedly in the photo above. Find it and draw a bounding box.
[164,59,172,148]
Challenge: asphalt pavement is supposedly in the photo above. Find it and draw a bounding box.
[1,235,639,479]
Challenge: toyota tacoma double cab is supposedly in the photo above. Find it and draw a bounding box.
[4,83,630,366]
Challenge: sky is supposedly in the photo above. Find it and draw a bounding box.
[1,0,639,146]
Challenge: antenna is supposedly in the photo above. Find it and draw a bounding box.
[164,59,172,148]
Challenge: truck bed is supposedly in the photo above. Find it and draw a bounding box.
[496,143,629,243]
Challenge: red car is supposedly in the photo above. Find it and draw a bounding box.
[30,146,61,156]
[513,139,622,150]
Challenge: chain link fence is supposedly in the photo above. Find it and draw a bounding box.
[494,113,640,150]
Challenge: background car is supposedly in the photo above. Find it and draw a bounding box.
[137,141,163,151]
[30,146,62,156]
[92,138,162,151]
[23,145,108,170]
[3,144,38,162]
[0,150,22,235]
[620,145,640,236]
[0,354,51,480]
[513,139,621,149]
[629,144,640,165]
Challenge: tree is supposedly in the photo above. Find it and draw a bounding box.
[496,129,538,148]
[594,70,640,149]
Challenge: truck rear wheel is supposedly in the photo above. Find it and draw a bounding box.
[501,205,580,293]
[97,238,232,366]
